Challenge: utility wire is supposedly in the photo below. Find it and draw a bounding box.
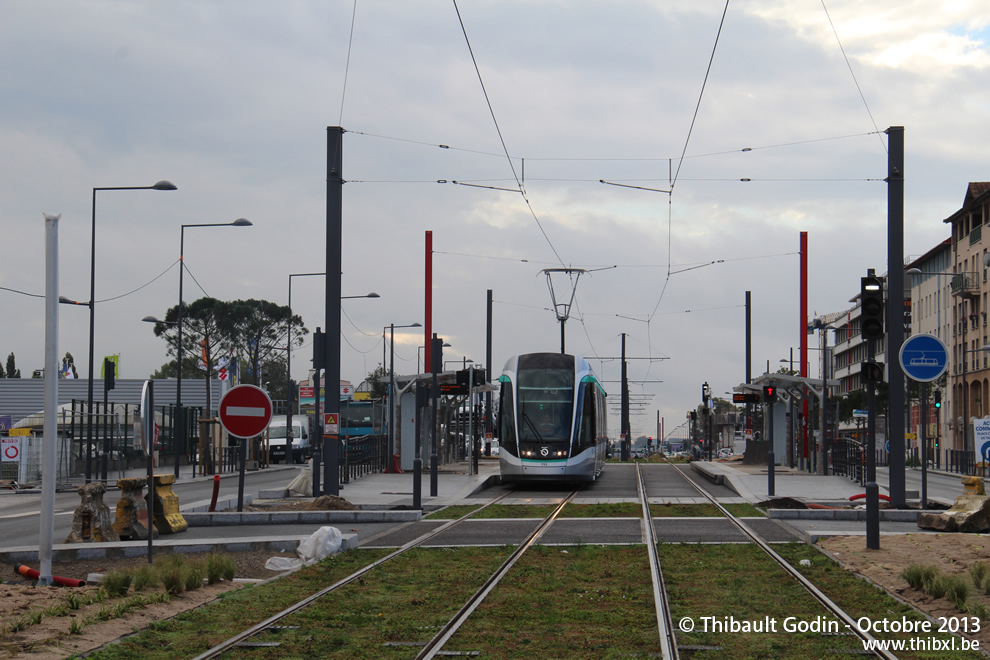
[182,262,211,299]
[452,0,565,267]
[2,260,179,303]
[671,0,731,191]
[99,259,179,303]
[336,0,359,127]
[821,0,887,154]
[346,129,881,166]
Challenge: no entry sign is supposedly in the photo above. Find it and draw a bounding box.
[219,384,273,438]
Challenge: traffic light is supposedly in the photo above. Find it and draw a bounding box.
[860,274,884,340]
[763,385,777,403]
[690,411,697,422]
[861,360,884,383]
[934,391,942,409]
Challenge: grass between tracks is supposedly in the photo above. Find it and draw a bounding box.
[80,545,658,660]
[76,542,978,659]
[661,543,982,659]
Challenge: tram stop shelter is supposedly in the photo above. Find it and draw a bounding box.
[393,370,498,472]
[732,373,841,473]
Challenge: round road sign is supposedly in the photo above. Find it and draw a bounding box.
[899,333,949,383]
[219,384,273,438]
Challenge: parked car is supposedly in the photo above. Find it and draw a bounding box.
[717,448,733,458]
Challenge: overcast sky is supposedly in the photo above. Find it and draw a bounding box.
[2,1,988,439]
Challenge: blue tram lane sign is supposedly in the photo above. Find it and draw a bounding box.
[898,333,949,383]
[975,420,990,463]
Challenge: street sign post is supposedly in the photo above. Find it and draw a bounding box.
[219,385,274,438]
[219,385,273,512]
[899,334,949,514]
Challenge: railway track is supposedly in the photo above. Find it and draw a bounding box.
[653,461,898,660]
[190,463,934,658]
[192,488,577,659]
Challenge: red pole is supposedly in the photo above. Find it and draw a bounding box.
[424,231,433,372]
[208,474,221,512]
[800,231,809,462]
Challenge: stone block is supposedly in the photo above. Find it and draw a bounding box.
[961,476,985,496]
[113,477,158,540]
[65,483,120,544]
[918,493,990,533]
[147,473,188,534]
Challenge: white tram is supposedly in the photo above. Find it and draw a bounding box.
[498,353,608,482]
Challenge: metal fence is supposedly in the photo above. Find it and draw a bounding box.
[341,435,387,483]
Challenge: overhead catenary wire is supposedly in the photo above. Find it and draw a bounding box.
[820,0,886,154]
[451,0,565,267]
[336,1,359,127]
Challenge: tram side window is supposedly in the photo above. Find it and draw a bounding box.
[499,381,517,454]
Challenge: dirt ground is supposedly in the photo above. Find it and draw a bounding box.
[818,533,990,647]
[0,495,357,659]
[0,548,296,659]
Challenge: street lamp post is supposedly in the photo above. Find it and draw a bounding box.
[418,342,450,373]
[86,181,176,483]
[174,218,252,478]
[386,322,421,472]
[284,278,377,466]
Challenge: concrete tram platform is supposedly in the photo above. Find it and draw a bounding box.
[2,459,965,562]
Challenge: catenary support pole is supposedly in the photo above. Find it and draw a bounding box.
[324,127,343,497]
[886,126,906,507]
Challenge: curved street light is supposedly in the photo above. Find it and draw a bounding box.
[84,180,177,483]
[173,218,252,477]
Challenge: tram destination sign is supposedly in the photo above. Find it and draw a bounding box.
[732,393,761,404]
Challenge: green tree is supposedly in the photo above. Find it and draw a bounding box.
[0,359,5,378]
[364,363,390,399]
[148,298,228,382]
[220,299,306,387]
[6,352,21,378]
[61,352,79,378]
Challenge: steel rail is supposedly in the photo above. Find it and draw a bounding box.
[191,490,516,660]
[667,463,897,660]
[414,490,578,660]
[636,462,679,660]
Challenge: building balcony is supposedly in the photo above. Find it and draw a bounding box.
[951,272,981,298]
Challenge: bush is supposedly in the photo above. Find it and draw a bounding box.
[945,575,971,608]
[972,561,990,588]
[159,565,186,595]
[926,575,949,599]
[184,562,205,592]
[132,564,159,592]
[901,563,939,591]
[101,570,133,597]
[206,554,237,584]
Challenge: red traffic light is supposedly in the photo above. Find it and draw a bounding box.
[763,385,777,402]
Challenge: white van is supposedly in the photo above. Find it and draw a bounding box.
[267,415,311,464]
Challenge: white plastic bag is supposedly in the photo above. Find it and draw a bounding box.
[265,526,343,571]
[286,459,313,496]
[297,525,342,563]
[264,556,303,571]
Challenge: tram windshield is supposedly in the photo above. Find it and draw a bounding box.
[517,364,574,443]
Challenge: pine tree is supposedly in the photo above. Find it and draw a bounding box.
[6,353,20,378]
